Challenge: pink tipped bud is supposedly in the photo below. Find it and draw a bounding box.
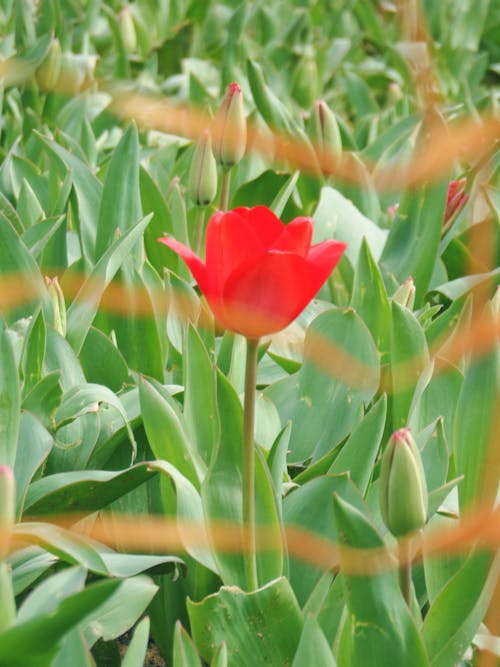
[188,129,218,206]
[310,99,342,160]
[444,178,468,225]
[118,6,137,54]
[214,82,247,168]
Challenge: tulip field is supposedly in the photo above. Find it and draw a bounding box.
[0,0,499,665]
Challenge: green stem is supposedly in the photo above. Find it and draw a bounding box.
[243,337,259,591]
[219,167,231,211]
[193,207,206,257]
[398,539,412,608]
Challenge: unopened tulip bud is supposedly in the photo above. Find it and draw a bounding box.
[118,6,137,54]
[214,82,246,168]
[188,129,218,206]
[392,277,415,310]
[45,276,66,337]
[0,465,15,560]
[310,100,342,173]
[380,428,427,537]
[387,202,400,221]
[36,38,62,91]
[292,56,319,108]
[444,178,468,225]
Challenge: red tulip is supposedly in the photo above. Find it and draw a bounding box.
[445,178,468,224]
[159,206,346,338]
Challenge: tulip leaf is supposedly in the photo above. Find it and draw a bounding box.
[79,326,131,392]
[14,412,53,516]
[0,319,21,467]
[266,308,379,463]
[65,213,152,354]
[121,616,150,667]
[173,622,203,667]
[332,494,430,667]
[188,577,303,666]
[390,302,430,430]
[453,340,500,510]
[422,551,499,667]
[270,170,300,218]
[291,614,337,667]
[313,186,388,265]
[0,578,121,667]
[380,177,448,305]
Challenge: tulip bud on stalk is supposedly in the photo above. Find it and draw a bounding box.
[118,6,137,54]
[189,129,218,254]
[310,100,342,176]
[36,38,62,91]
[214,82,246,210]
[380,428,428,606]
[45,276,66,337]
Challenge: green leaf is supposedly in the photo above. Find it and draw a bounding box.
[0,320,21,467]
[17,566,86,622]
[270,171,300,218]
[24,463,159,515]
[121,617,150,667]
[79,326,131,393]
[380,179,448,305]
[266,308,379,462]
[422,552,498,667]
[210,642,228,667]
[173,622,203,667]
[188,577,303,666]
[313,186,387,266]
[350,238,391,357]
[332,495,430,667]
[14,411,53,516]
[0,579,121,667]
[95,123,142,261]
[291,614,337,667]
[65,213,152,354]
[139,377,204,488]
[453,342,500,509]
[390,302,430,430]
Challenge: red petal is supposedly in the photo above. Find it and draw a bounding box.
[246,206,285,249]
[158,237,211,295]
[205,210,264,292]
[221,251,318,337]
[306,240,347,287]
[272,217,313,256]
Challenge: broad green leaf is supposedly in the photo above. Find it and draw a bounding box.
[390,302,430,430]
[95,123,142,261]
[350,238,391,357]
[0,319,21,467]
[22,370,62,430]
[9,548,56,596]
[79,326,130,393]
[173,622,203,667]
[454,342,500,509]
[37,133,102,264]
[121,617,150,667]
[14,411,53,516]
[430,268,500,303]
[65,213,152,354]
[188,577,303,666]
[313,186,387,265]
[183,325,219,465]
[0,579,121,667]
[422,552,498,667]
[24,463,159,515]
[329,394,387,495]
[332,495,430,667]
[291,614,337,667]
[139,377,204,488]
[17,566,86,623]
[81,575,157,646]
[52,628,95,667]
[140,164,174,275]
[380,178,448,305]
[266,308,379,462]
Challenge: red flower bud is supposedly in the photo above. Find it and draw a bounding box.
[444,178,468,225]
[214,82,246,168]
[159,206,346,338]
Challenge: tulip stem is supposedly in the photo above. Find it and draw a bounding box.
[219,167,231,211]
[193,207,206,257]
[398,539,412,608]
[242,336,259,591]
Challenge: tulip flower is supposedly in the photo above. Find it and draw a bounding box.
[159,206,346,339]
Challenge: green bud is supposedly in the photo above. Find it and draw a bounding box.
[292,56,319,108]
[392,277,416,310]
[310,100,342,172]
[214,82,246,168]
[45,276,66,337]
[0,465,15,561]
[118,6,137,54]
[36,38,62,91]
[380,428,428,537]
[188,129,218,206]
